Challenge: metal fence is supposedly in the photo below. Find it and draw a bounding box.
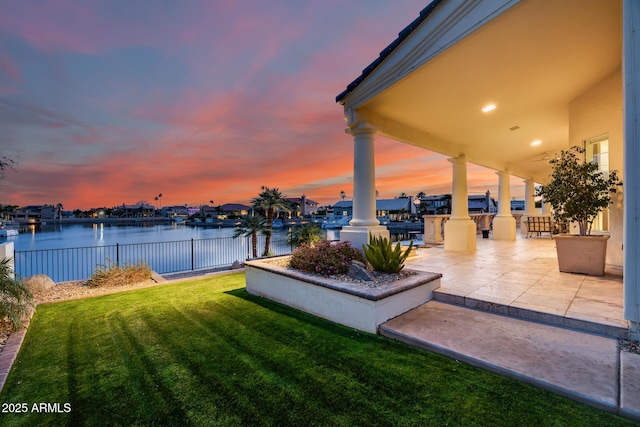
[14,234,293,283]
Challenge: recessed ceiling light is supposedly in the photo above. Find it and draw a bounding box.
[531,140,542,146]
[482,104,496,113]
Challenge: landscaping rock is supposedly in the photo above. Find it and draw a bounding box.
[348,260,374,282]
[24,274,56,294]
[231,260,242,269]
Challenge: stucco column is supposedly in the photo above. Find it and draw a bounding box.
[492,170,516,240]
[444,156,476,251]
[340,123,389,250]
[524,179,536,216]
[541,198,551,215]
[521,179,536,234]
[623,0,640,339]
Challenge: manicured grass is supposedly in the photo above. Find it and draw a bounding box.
[0,272,635,426]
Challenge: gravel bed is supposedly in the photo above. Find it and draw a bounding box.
[34,279,161,305]
[620,339,640,355]
[265,257,416,288]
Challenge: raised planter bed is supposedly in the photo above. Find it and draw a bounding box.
[245,256,441,334]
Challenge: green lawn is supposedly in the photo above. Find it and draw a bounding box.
[0,272,635,426]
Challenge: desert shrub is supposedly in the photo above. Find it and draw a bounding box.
[287,223,323,247]
[88,259,152,288]
[0,257,33,329]
[363,235,413,274]
[289,240,365,276]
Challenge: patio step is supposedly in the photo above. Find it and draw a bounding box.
[379,300,622,413]
[432,288,628,339]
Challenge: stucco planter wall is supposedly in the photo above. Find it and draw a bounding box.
[245,256,441,334]
[553,234,610,276]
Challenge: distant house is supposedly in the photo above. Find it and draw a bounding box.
[199,206,220,220]
[219,203,252,217]
[333,197,417,221]
[285,195,319,217]
[11,205,56,222]
[122,204,155,218]
[420,192,497,215]
[161,205,189,218]
[510,200,525,211]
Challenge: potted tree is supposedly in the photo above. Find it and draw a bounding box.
[536,146,622,276]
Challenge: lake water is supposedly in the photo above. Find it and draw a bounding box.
[1,222,341,282]
[4,222,341,252]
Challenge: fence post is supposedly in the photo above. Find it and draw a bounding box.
[191,238,194,271]
[116,243,119,265]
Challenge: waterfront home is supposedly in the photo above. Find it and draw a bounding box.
[285,195,319,217]
[335,0,640,338]
[333,197,417,221]
[10,205,56,223]
[161,205,189,218]
[121,203,155,218]
[420,192,498,215]
[219,203,252,218]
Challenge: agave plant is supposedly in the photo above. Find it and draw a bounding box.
[363,235,413,274]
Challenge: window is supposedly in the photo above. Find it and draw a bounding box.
[584,135,610,232]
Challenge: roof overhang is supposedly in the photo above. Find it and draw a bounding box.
[337,0,622,183]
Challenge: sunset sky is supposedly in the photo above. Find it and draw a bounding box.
[0,0,521,210]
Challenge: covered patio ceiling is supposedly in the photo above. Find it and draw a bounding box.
[343,0,621,183]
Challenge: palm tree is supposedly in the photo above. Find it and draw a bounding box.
[0,154,17,180]
[287,223,323,247]
[252,186,289,256]
[340,190,346,201]
[233,214,266,258]
[158,193,163,209]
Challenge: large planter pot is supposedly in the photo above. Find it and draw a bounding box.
[245,256,441,334]
[553,234,610,276]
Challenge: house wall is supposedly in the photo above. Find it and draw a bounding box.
[569,69,624,268]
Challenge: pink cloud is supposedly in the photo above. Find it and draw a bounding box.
[0,52,22,83]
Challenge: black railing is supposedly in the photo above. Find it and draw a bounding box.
[14,234,293,283]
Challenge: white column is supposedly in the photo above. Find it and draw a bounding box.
[624,0,640,340]
[340,123,389,250]
[492,170,516,240]
[444,156,476,251]
[524,179,536,216]
[521,179,536,234]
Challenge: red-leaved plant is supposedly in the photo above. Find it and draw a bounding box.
[289,240,365,276]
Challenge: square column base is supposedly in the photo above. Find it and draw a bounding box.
[493,215,516,241]
[630,321,640,342]
[340,225,390,252]
[444,219,476,252]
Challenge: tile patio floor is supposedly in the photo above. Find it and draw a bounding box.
[404,232,627,336]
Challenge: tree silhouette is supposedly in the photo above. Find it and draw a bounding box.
[233,214,266,258]
[252,186,289,256]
